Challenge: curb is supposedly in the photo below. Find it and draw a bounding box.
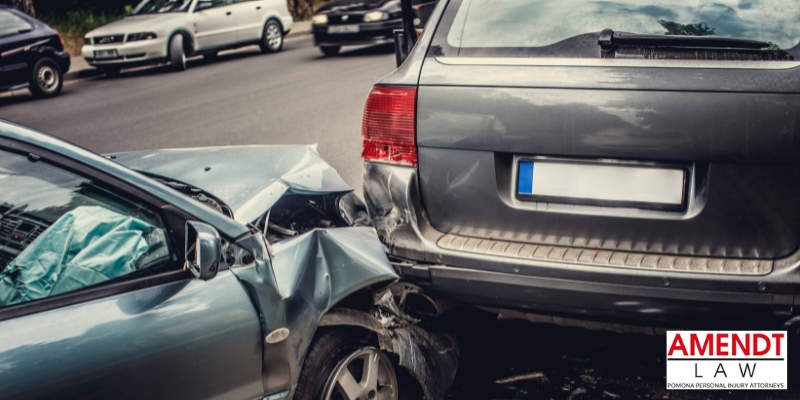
[65,68,104,82]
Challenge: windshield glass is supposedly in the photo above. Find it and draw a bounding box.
[434,0,800,59]
[131,0,193,14]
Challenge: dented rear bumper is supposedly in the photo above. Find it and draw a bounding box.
[363,161,800,328]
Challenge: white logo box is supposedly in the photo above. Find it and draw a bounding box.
[666,331,787,390]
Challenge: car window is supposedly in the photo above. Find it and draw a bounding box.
[0,150,174,308]
[430,0,800,60]
[131,0,194,14]
[196,0,230,9]
[0,10,33,39]
[231,0,257,3]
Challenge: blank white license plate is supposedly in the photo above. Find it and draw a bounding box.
[94,49,118,60]
[517,160,685,209]
[328,25,359,34]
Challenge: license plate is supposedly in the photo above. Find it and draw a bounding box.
[94,49,118,60]
[328,25,359,34]
[516,160,686,210]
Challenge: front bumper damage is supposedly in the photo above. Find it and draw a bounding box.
[112,146,459,399]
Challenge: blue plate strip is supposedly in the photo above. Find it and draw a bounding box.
[518,161,534,194]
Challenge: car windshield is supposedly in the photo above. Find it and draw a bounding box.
[131,0,193,15]
[433,0,800,59]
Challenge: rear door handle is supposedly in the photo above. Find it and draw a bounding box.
[226,11,232,15]
[256,6,261,9]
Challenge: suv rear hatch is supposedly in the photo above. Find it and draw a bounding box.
[415,0,800,267]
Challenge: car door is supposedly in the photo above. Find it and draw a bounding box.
[0,10,36,89]
[193,0,239,49]
[0,143,264,400]
[229,0,266,42]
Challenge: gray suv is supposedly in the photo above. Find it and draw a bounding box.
[362,0,800,329]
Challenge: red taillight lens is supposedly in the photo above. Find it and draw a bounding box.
[361,86,417,166]
[55,29,65,48]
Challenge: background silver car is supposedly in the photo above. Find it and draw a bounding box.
[82,0,293,74]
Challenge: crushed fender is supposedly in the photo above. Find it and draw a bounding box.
[373,288,460,400]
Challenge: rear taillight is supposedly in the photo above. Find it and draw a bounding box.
[55,29,65,48]
[361,86,417,166]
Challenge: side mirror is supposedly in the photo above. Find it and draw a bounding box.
[185,221,221,280]
[195,2,213,12]
[393,29,408,67]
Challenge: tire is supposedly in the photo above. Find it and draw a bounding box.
[260,20,283,53]
[28,58,63,98]
[169,34,187,71]
[294,328,407,400]
[320,46,341,57]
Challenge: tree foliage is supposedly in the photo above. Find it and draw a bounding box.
[10,0,35,16]
[658,20,716,36]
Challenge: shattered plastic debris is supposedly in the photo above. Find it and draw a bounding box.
[373,289,460,400]
[568,387,587,400]
[495,371,547,385]
[580,374,599,385]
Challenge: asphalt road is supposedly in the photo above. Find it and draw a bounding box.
[0,35,397,191]
[447,316,799,400]
[2,36,799,400]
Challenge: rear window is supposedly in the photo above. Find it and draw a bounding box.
[0,10,32,39]
[429,0,800,61]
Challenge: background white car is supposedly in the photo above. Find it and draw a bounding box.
[81,0,293,74]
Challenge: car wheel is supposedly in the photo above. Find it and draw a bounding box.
[294,328,406,400]
[260,20,283,53]
[29,58,63,98]
[320,46,341,57]
[169,34,187,71]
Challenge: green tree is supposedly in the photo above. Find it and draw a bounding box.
[658,20,716,36]
[11,0,35,16]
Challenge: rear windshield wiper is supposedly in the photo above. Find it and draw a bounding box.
[598,29,770,50]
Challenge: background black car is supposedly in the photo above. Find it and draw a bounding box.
[0,5,69,98]
[312,0,436,56]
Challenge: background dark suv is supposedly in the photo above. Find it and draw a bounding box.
[0,5,70,98]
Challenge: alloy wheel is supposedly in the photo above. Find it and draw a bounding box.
[266,23,282,50]
[37,64,58,92]
[322,347,399,400]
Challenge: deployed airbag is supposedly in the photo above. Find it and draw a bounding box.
[0,206,151,306]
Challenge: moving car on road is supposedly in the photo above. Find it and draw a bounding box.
[0,120,457,400]
[311,0,436,57]
[0,5,70,98]
[81,0,292,75]
[364,0,800,331]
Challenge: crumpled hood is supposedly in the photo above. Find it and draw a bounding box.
[110,145,353,224]
[86,14,181,36]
